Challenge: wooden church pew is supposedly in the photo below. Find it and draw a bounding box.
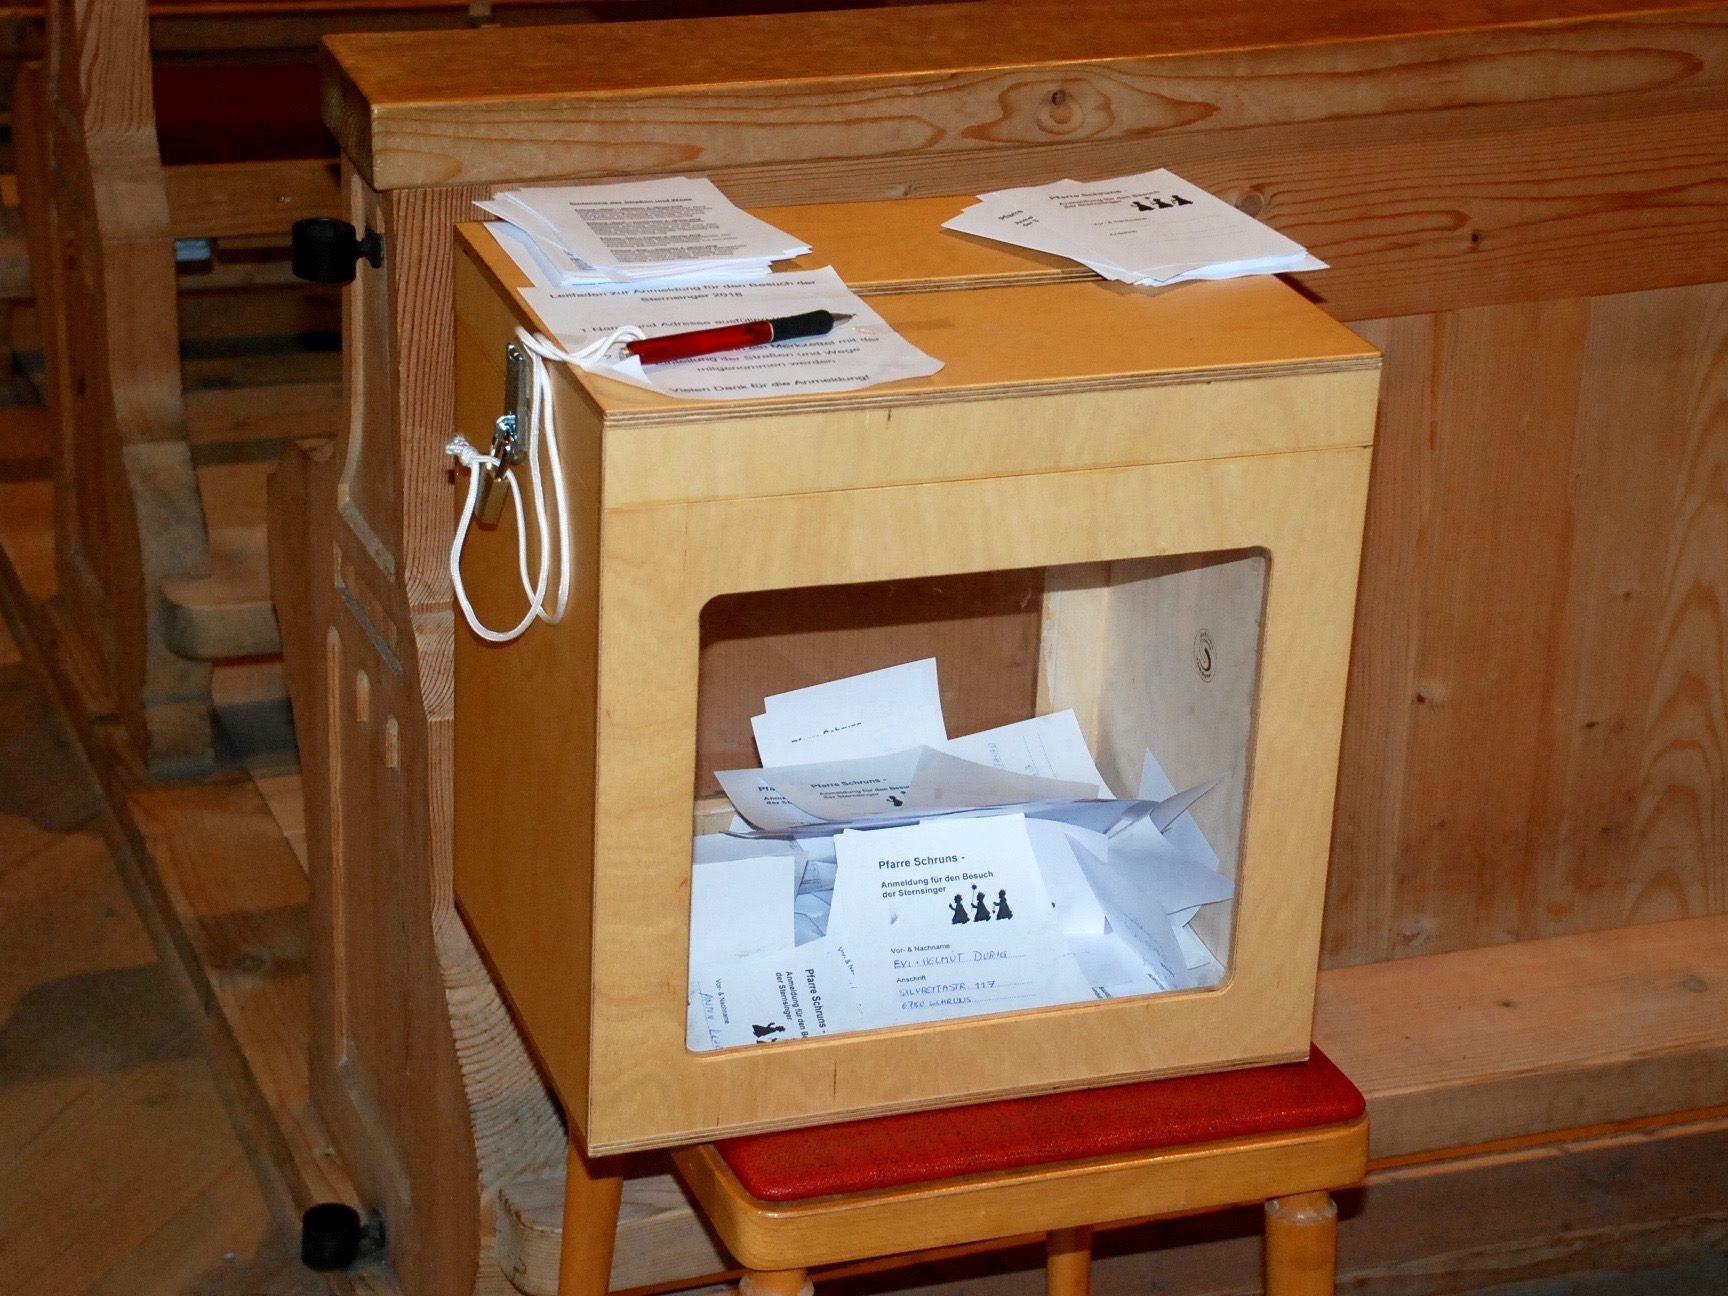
[10,0,347,771]
[7,0,827,772]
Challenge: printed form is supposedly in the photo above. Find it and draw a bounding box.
[945,169,1325,286]
[829,815,1093,1026]
[485,176,808,285]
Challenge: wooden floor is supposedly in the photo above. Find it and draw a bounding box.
[0,610,326,1296]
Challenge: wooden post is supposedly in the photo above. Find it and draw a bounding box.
[1045,1225,1094,1296]
[557,1135,623,1296]
[738,1269,813,1296]
[1263,1191,1338,1296]
[26,0,216,770]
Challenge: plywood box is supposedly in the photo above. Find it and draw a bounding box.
[450,212,1381,1156]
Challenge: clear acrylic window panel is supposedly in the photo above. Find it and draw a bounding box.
[686,549,1267,1053]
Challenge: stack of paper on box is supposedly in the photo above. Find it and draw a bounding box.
[477,175,942,402]
[481,176,809,287]
[686,659,1236,1052]
[943,169,1324,287]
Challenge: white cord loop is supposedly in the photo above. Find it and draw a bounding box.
[445,436,498,473]
[448,324,644,643]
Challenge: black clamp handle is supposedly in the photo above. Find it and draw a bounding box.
[291,217,385,285]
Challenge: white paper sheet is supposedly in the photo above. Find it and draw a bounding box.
[717,746,1099,835]
[483,213,774,291]
[898,747,1100,816]
[792,891,832,945]
[752,659,947,766]
[1068,932,1171,998]
[1137,749,1223,873]
[687,939,863,1050]
[1024,818,1110,935]
[521,267,943,402]
[944,170,1325,287]
[794,836,839,879]
[688,854,796,973]
[497,177,808,283]
[1070,836,1189,991]
[826,815,1093,1026]
[715,747,926,832]
[943,710,1109,796]
[1107,815,1234,915]
[692,832,796,866]
[483,216,566,289]
[1175,923,1221,973]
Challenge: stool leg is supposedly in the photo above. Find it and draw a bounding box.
[558,1131,624,1296]
[1263,1192,1338,1296]
[739,1269,813,1296]
[1046,1225,1094,1296]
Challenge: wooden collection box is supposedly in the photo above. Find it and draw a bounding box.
[451,213,1381,1156]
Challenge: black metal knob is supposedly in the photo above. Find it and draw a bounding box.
[300,1202,364,1270]
[291,218,384,285]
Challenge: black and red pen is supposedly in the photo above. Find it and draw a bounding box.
[623,309,853,365]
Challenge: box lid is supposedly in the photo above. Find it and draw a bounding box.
[457,204,1377,429]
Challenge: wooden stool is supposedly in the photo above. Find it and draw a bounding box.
[667,1049,1366,1296]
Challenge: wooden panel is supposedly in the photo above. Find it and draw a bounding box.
[324,2,1728,190]
[1322,315,1437,965]
[1316,913,1728,1158]
[312,169,572,1296]
[183,379,343,446]
[337,172,405,579]
[1324,281,1728,966]
[163,157,342,240]
[1094,553,1266,962]
[1527,283,1728,931]
[1323,298,1592,963]
[18,0,217,768]
[452,98,1728,329]
[300,169,572,1296]
[1154,101,1728,324]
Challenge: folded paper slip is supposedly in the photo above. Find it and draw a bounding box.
[944,169,1325,287]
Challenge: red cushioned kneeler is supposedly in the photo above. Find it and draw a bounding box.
[716,1047,1364,1202]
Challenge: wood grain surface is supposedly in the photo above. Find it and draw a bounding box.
[1324,283,1728,964]
[672,1119,1366,1272]
[453,246,1377,1151]
[290,166,568,1296]
[325,0,1728,189]
[284,4,1728,1289]
[0,619,319,1296]
[15,0,219,769]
